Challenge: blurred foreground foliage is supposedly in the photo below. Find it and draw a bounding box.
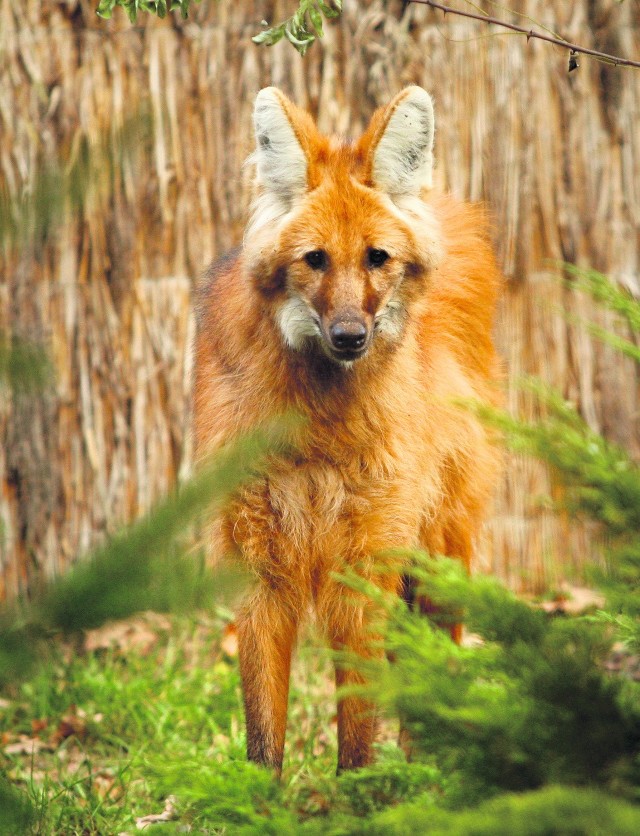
[0,334,51,395]
[341,551,640,814]
[480,266,640,651]
[0,112,150,256]
[0,420,294,832]
[2,267,640,832]
[0,420,295,686]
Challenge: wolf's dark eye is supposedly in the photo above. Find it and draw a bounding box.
[304,250,328,270]
[367,248,390,268]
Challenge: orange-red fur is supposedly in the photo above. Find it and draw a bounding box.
[194,88,502,773]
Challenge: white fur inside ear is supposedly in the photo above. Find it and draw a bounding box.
[252,87,308,201]
[372,87,435,195]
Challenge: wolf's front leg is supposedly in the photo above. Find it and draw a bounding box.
[236,587,299,774]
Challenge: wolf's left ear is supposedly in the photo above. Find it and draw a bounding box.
[365,87,435,196]
[252,87,312,203]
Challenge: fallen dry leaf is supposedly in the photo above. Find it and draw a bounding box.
[52,707,88,745]
[94,770,122,802]
[57,746,89,775]
[135,795,179,830]
[4,734,53,756]
[604,643,640,681]
[31,718,49,735]
[85,612,170,655]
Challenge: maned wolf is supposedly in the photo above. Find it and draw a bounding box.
[194,86,502,773]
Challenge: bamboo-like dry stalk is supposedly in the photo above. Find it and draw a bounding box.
[0,0,639,598]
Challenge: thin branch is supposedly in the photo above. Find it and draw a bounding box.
[410,0,640,69]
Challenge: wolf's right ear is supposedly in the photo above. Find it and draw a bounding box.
[252,88,311,203]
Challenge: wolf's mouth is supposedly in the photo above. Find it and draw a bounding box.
[330,348,366,363]
[322,340,370,364]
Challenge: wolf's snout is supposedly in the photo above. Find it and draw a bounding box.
[329,319,368,353]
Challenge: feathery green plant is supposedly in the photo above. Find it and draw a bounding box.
[0,419,297,832]
[0,418,295,689]
[477,268,640,647]
[333,550,639,812]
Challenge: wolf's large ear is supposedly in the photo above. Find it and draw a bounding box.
[252,87,312,202]
[364,87,435,196]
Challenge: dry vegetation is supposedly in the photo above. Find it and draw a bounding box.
[1,0,640,598]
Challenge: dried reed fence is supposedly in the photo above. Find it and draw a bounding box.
[1,0,639,599]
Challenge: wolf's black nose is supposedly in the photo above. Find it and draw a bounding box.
[329,320,368,352]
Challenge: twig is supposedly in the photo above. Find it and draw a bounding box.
[410,0,640,69]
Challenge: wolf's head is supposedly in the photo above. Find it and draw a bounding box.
[244,87,442,366]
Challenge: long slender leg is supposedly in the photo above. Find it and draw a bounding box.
[441,524,473,643]
[413,523,470,641]
[236,587,298,774]
[397,525,470,758]
[334,662,378,771]
[320,580,395,771]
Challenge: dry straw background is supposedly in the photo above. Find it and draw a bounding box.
[1,0,639,599]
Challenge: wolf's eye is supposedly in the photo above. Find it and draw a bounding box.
[304,250,328,270]
[367,248,390,268]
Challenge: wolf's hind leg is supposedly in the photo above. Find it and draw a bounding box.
[319,578,394,771]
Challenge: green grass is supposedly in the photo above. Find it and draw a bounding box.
[1,613,248,833]
[0,613,343,833]
[2,611,639,834]
[0,612,445,834]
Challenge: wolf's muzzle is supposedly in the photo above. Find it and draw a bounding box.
[328,318,368,354]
